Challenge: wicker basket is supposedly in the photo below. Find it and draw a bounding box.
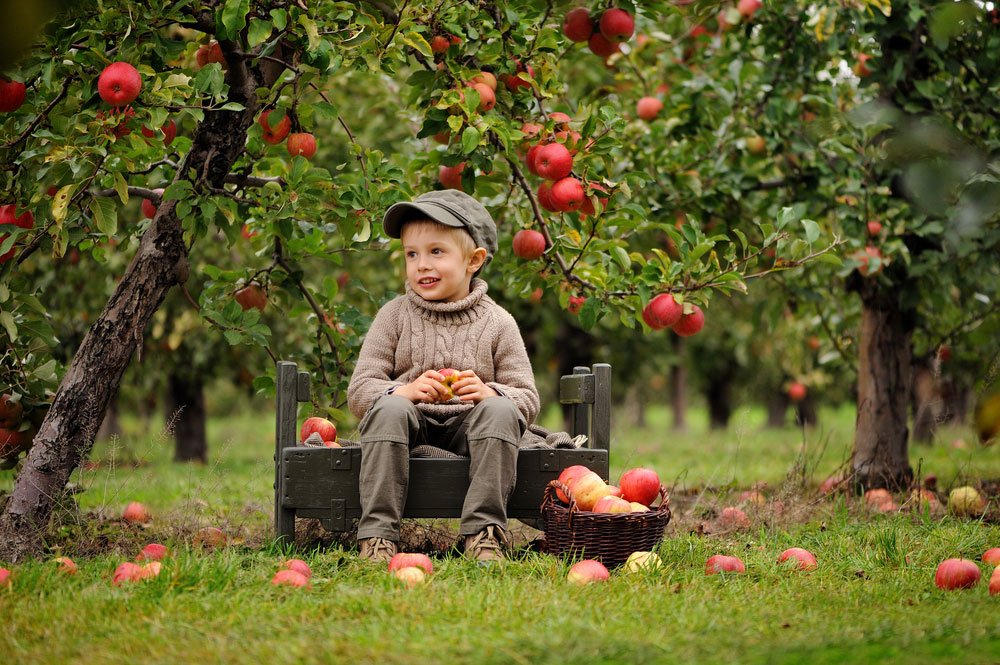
[540,480,672,568]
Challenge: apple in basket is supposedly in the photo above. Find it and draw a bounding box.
[556,464,593,503]
[571,471,613,511]
[619,467,660,506]
[592,495,632,513]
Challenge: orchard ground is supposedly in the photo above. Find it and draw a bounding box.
[2,389,1000,664]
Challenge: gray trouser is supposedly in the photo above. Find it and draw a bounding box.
[356,395,524,541]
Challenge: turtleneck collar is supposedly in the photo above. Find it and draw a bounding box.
[405,278,489,319]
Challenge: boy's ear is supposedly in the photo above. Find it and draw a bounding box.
[468,247,488,272]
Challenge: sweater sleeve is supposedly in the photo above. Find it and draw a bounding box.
[348,299,403,419]
[486,308,540,425]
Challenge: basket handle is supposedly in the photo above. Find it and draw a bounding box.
[654,484,671,514]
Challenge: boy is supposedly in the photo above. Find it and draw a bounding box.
[348,189,540,563]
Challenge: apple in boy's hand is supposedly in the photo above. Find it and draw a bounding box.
[438,368,459,400]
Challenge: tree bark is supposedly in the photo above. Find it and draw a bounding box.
[766,391,787,428]
[706,374,733,430]
[794,395,818,428]
[670,335,687,431]
[851,277,915,491]
[911,359,939,443]
[166,372,207,463]
[0,38,266,561]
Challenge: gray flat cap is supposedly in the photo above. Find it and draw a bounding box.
[382,190,498,267]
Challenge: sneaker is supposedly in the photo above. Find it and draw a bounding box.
[463,525,508,562]
[358,537,397,563]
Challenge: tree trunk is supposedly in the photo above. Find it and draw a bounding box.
[166,372,207,463]
[851,278,915,491]
[0,46,264,561]
[706,374,733,430]
[623,383,647,428]
[911,360,939,443]
[766,391,787,428]
[670,336,687,431]
[794,395,818,428]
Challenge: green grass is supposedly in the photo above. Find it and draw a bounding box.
[2,400,1000,664]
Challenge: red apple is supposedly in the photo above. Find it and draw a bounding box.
[866,219,882,237]
[599,8,635,43]
[388,552,434,575]
[567,295,586,315]
[934,558,981,590]
[642,293,683,330]
[592,495,632,513]
[0,393,23,428]
[991,568,1000,596]
[259,110,292,144]
[739,490,767,507]
[466,82,495,112]
[787,382,807,403]
[567,559,609,585]
[282,559,312,578]
[53,557,78,575]
[122,501,151,524]
[97,105,136,138]
[588,32,621,58]
[579,183,609,218]
[300,416,337,443]
[619,467,661,506]
[778,547,818,571]
[234,282,267,311]
[430,35,451,54]
[142,188,164,220]
[671,305,705,337]
[140,561,162,580]
[536,181,559,213]
[196,42,226,68]
[863,488,893,508]
[512,229,547,260]
[556,464,593,503]
[271,569,310,588]
[982,548,1000,566]
[141,119,177,146]
[534,143,574,181]
[137,543,169,562]
[737,0,763,19]
[0,567,9,587]
[0,204,34,263]
[112,561,144,586]
[705,554,745,575]
[439,163,465,190]
[0,77,26,112]
[503,60,535,92]
[637,96,663,121]
[525,142,547,176]
[571,471,611,510]
[550,177,585,211]
[853,53,872,78]
[717,506,750,529]
[98,62,142,107]
[563,8,594,42]
[746,135,767,155]
[287,132,317,159]
[469,71,497,91]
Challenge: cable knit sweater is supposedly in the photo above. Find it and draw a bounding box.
[348,278,540,424]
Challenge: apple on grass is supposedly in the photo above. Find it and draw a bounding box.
[271,569,310,588]
[778,547,818,571]
[512,229,546,260]
[112,562,144,586]
[394,566,427,588]
[53,557,78,575]
[717,506,750,529]
[567,559,609,585]
[948,486,986,517]
[0,567,10,587]
[982,548,1000,566]
[137,543,169,562]
[934,558,981,590]
[624,551,662,572]
[300,416,337,443]
[282,559,312,578]
[122,501,151,524]
[388,552,434,575]
[705,555,745,575]
[193,526,227,548]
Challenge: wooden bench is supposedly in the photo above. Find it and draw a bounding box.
[273,360,612,543]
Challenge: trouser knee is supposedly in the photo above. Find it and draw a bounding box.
[463,397,523,443]
[359,395,421,443]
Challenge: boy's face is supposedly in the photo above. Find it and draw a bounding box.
[401,221,486,303]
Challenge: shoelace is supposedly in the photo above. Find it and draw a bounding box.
[368,538,395,558]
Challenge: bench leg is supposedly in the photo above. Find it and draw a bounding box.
[275,507,296,545]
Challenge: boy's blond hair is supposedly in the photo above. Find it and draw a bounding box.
[401,218,478,257]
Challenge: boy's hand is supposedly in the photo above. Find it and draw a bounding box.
[395,370,453,404]
[450,370,498,403]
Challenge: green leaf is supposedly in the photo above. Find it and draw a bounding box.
[269,8,287,30]
[402,31,432,57]
[612,246,631,272]
[815,252,843,266]
[801,219,820,244]
[461,126,481,154]
[220,0,250,40]
[248,18,273,47]
[89,197,118,237]
[299,15,321,51]
[219,102,246,111]
[777,206,798,229]
[51,184,76,225]
[0,311,16,341]
[578,297,601,330]
[113,171,129,205]
[224,330,242,345]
